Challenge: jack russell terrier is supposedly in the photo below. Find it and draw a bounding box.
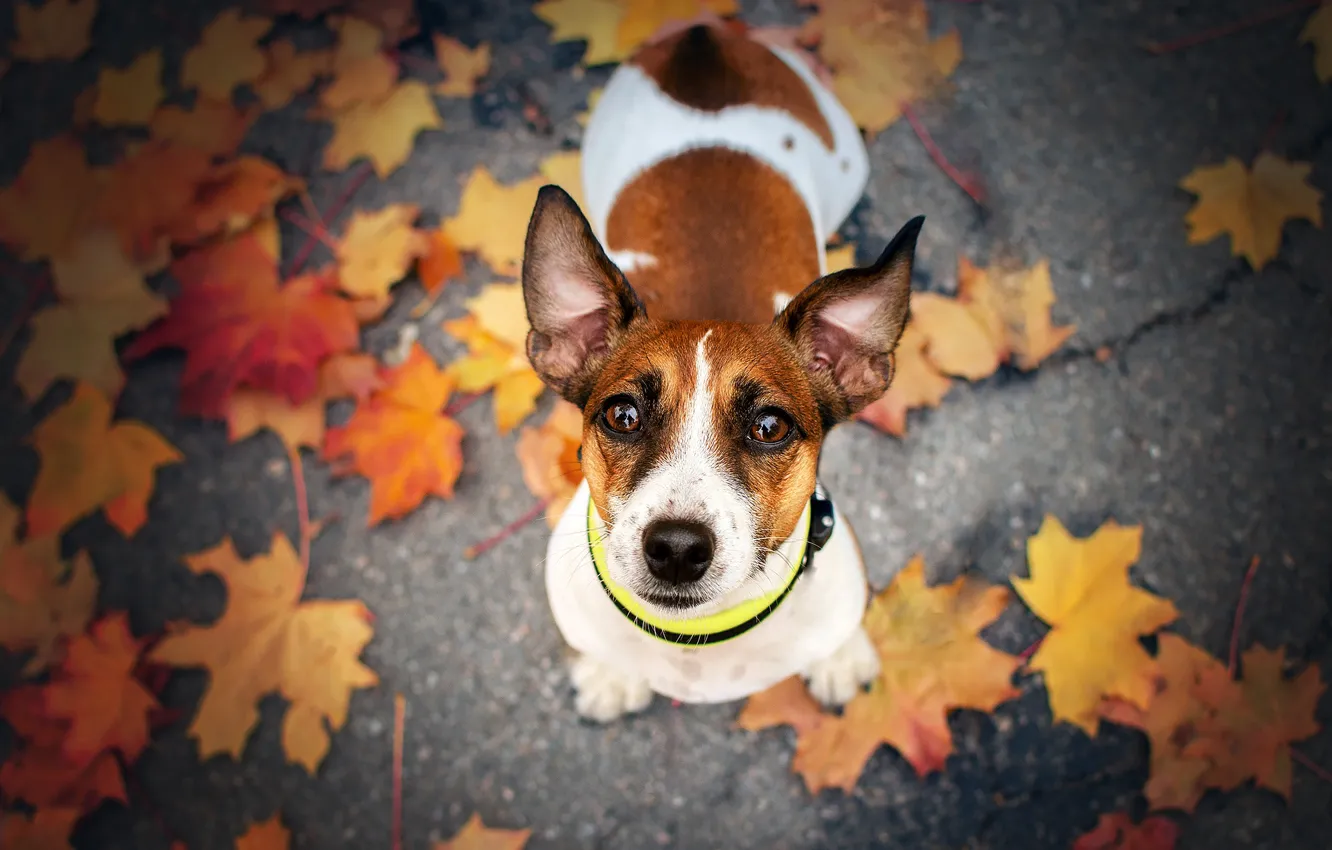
[520,22,923,722]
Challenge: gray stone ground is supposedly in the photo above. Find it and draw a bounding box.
[1,0,1330,848]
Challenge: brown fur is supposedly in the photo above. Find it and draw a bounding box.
[605,147,821,324]
[632,24,835,149]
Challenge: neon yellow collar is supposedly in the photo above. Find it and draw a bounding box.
[586,497,814,646]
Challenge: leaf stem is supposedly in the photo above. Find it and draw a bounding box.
[286,163,373,276]
[281,209,342,254]
[902,103,986,205]
[442,392,483,417]
[1017,636,1043,663]
[1292,748,1332,783]
[1228,555,1260,676]
[1142,0,1322,55]
[392,692,405,850]
[288,445,312,586]
[463,499,550,559]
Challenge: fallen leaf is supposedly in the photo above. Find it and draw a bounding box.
[122,233,359,418]
[1072,812,1179,850]
[236,815,291,850]
[445,289,546,435]
[0,686,127,811]
[515,400,584,525]
[908,292,1001,380]
[260,0,340,18]
[576,87,603,126]
[323,79,443,178]
[1012,515,1179,736]
[534,0,627,66]
[0,134,99,260]
[25,383,182,538]
[330,14,383,62]
[735,675,827,737]
[12,0,97,62]
[92,141,214,263]
[435,813,531,850]
[433,35,491,97]
[339,0,418,44]
[616,0,738,53]
[255,42,332,110]
[466,281,530,352]
[44,613,157,765]
[443,166,547,276]
[320,52,398,112]
[150,99,258,158]
[825,242,856,273]
[854,324,952,437]
[0,808,80,850]
[336,203,428,298]
[538,149,585,210]
[180,9,273,100]
[16,229,168,402]
[227,353,384,451]
[149,533,379,772]
[805,0,961,134]
[1179,152,1323,271]
[93,49,164,126]
[956,256,1076,370]
[1301,3,1332,83]
[169,157,303,246]
[743,556,1020,792]
[324,344,465,524]
[0,495,98,676]
[416,229,465,297]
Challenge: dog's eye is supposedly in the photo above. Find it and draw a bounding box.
[749,411,792,444]
[603,399,641,433]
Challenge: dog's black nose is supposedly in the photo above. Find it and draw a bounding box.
[642,519,714,584]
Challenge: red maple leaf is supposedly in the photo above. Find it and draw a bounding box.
[123,233,359,418]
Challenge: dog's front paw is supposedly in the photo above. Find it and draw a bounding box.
[569,654,654,722]
[804,626,880,707]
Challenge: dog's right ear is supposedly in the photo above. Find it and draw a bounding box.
[521,185,647,407]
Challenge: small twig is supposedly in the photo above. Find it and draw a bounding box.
[442,392,483,417]
[286,163,373,276]
[464,499,550,559]
[1292,749,1332,784]
[288,446,312,586]
[282,209,342,254]
[1017,636,1043,663]
[0,271,50,360]
[392,692,405,850]
[902,103,986,205]
[1142,0,1321,55]
[1228,555,1261,676]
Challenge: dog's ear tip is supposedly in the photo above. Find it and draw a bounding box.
[535,184,579,212]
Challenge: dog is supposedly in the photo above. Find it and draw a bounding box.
[520,22,923,722]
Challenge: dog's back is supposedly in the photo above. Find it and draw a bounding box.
[580,24,870,324]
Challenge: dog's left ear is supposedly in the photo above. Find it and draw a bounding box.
[775,215,923,420]
[521,185,647,407]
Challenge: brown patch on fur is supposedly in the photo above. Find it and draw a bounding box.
[605,148,821,325]
[633,24,834,149]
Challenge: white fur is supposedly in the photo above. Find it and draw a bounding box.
[605,249,658,273]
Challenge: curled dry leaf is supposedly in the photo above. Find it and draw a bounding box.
[336,203,429,299]
[16,229,167,402]
[25,383,182,539]
[1012,515,1179,736]
[324,344,466,525]
[180,9,273,101]
[516,400,584,526]
[149,533,379,772]
[122,231,359,418]
[0,134,99,261]
[322,79,443,178]
[11,0,97,62]
[443,166,547,276]
[1072,812,1179,850]
[433,34,491,97]
[92,50,164,126]
[435,813,532,850]
[0,495,98,676]
[1179,152,1323,271]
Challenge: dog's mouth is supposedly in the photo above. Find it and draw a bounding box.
[637,587,706,611]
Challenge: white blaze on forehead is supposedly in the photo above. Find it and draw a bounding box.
[678,328,716,465]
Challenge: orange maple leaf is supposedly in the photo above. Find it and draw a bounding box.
[12,0,97,62]
[416,228,465,297]
[336,203,429,298]
[435,813,531,850]
[43,613,158,766]
[122,233,360,418]
[1072,812,1179,850]
[92,140,214,263]
[433,35,491,97]
[324,344,466,525]
[25,383,182,539]
[236,814,291,850]
[168,157,303,246]
[227,352,385,451]
[149,533,379,772]
[0,134,100,260]
[0,686,127,812]
[515,400,584,526]
[180,9,273,100]
[1012,515,1179,736]
[0,808,81,850]
[319,52,399,112]
[741,556,1020,791]
[149,99,258,158]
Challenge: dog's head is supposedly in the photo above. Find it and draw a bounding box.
[521,186,919,616]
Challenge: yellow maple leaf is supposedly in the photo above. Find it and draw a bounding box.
[855,324,953,438]
[323,79,443,178]
[319,52,398,112]
[824,242,857,273]
[575,87,603,126]
[0,134,100,260]
[907,292,1001,380]
[433,34,491,97]
[254,42,332,111]
[467,280,530,352]
[0,495,98,676]
[1012,515,1180,735]
[180,9,273,101]
[443,166,546,276]
[336,203,428,298]
[92,50,163,126]
[1301,3,1332,83]
[444,313,545,435]
[16,229,167,401]
[533,0,627,66]
[1179,152,1324,271]
[435,813,531,850]
[616,0,738,53]
[149,533,379,772]
[538,149,585,210]
[12,0,97,62]
[25,383,182,539]
[955,257,1075,371]
[149,98,257,158]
